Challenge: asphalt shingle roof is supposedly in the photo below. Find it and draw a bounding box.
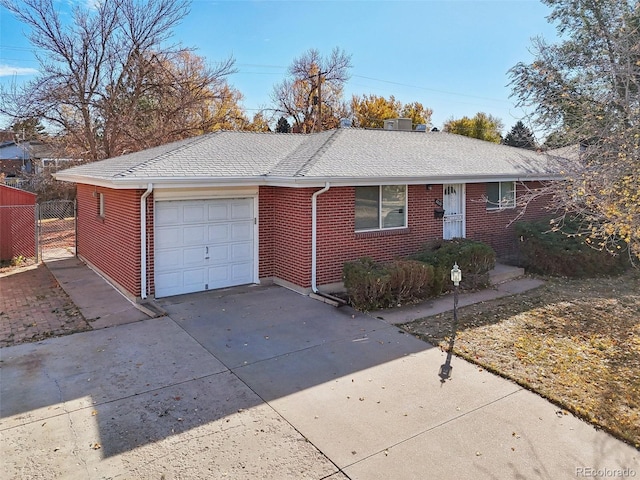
[55,128,562,186]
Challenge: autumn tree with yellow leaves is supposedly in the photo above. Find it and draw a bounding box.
[350,94,432,129]
[510,0,640,262]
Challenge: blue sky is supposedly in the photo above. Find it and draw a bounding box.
[0,0,559,132]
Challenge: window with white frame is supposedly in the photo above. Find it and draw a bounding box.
[98,192,105,217]
[355,185,407,231]
[486,181,516,210]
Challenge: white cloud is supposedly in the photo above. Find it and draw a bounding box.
[0,65,39,77]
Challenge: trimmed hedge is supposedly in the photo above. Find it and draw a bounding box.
[343,239,496,311]
[410,238,496,291]
[343,258,437,311]
[515,219,629,277]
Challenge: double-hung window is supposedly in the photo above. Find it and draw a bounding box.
[486,181,516,210]
[355,185,407,231]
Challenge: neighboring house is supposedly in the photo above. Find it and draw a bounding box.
[0,140,57,186]
[54,125,562,301]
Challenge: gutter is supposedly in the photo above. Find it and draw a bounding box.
[309,182,347,307]
[311,182,330,293]
[140,183,153,300]
[53,172,566,190]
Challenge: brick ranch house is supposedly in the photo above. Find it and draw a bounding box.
[54,127,561,301]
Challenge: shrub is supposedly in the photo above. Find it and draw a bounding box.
[343,258,436,311]
[387,260,437,304]
[410,238,496,291]
[343,257,392,311]
[343,239,496,310]
[515,219,629,277]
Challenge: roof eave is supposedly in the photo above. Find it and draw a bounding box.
[54,172,564,189]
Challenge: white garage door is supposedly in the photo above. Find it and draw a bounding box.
[154,198,255,298]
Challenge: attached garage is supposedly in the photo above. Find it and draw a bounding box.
[154,197,256,298]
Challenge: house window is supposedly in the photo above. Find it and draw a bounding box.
[355,185,407,231]
[486,181,515,210]
[98,192,105,217]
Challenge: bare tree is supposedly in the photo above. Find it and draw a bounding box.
[271,47,352,133]
[510,0,640,262]
[0,0,237,161]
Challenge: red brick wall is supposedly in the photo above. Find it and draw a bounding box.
[311,182,550,287]
[76,181,551,296]
[259,186,313,287]
[466,182,550,257]
[315,185,443,286]
[77,184,142,297]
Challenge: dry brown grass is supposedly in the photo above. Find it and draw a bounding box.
[401,271,640,449]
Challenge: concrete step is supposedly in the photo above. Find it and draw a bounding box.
[489,263,525,285]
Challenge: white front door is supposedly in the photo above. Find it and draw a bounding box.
[443,184,465,239]
[154,198,255,298]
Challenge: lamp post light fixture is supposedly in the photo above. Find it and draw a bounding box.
[451,263,462,286]
[439,263,462,382]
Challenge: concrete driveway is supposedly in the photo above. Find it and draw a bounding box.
[1,285,636,479]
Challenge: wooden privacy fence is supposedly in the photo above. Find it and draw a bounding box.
[0,205,37,262]
[0,185,37,262]
[0,185,77,263]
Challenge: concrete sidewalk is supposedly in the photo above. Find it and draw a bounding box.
[378,277,546,324]
[44,255,153,329]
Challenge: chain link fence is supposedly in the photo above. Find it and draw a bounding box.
[0,205,37,262]
[38,200,76,260]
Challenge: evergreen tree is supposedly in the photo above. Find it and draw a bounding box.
[276,116,291,133]
[503,121,536,149]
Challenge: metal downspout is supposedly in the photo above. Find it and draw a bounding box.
[140,184,153,300]
[311,182,330,293]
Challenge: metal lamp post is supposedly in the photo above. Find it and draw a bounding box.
[439,263,462,382]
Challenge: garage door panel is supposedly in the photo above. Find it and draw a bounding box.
[155,227,181,249]
[183,225,207,245]
[155,271,181,292]
[155,205,180,225]
[208,203,229,221]
[231,242,252,261]
[155,249,181,272]
[155,198,255,298]
[208,265,230,287]
[183,246,205,266]
[183,268,206,288]
[231,222,253,241]
[231,202,252,220]
[209,224,230,242]
[208,263,252,288]
[209,244,229,263]
[231,262,253,281]
[183,205,207,223]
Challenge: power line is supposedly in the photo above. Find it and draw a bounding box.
[352,75,510,104]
